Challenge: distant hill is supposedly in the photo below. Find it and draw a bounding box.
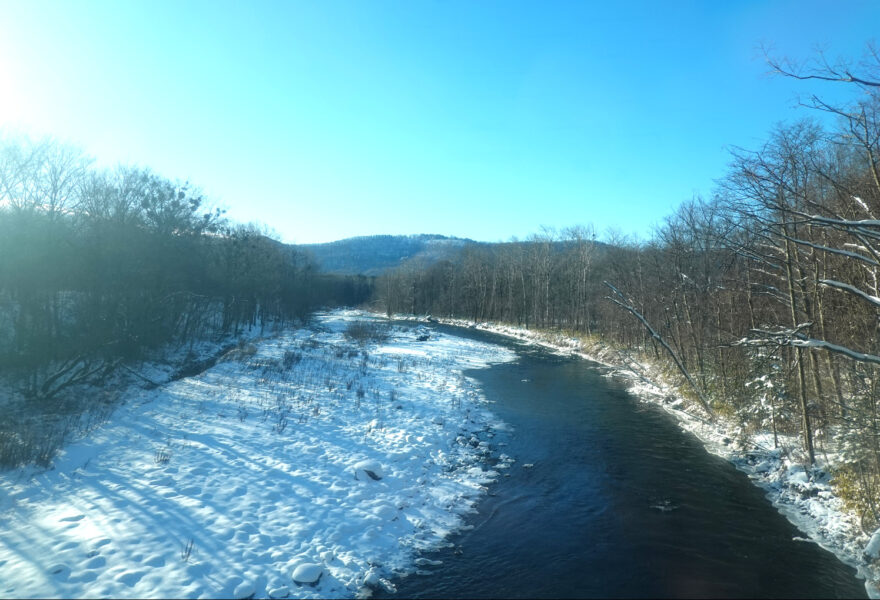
[296,234,474,276]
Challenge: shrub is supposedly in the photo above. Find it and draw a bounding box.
[154,448,171,465]
[834,463,880,533]
[343,321,390,345]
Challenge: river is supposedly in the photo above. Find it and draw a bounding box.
[383,324,866,599]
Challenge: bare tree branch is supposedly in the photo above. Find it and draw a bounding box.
[819,278,880,308]
[604,281,715,419]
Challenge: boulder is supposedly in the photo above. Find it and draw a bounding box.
[353,459,384,481]
[267,585,290,598]
[363,567,381,588]
[292,563,323,585]
[233,581,255,599]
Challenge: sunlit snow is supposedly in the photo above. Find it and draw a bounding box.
[0,310,516,599]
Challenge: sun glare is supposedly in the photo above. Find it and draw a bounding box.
[0,53,23,126]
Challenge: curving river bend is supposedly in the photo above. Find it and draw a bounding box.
[384,324,865,599]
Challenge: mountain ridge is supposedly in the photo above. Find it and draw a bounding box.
[294,234,476,276]
[291,233,610,277]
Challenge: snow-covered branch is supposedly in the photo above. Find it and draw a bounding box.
[801,214,880,239]
[736,325,880,366]
[781,234,880,267]
[819,279,880,308]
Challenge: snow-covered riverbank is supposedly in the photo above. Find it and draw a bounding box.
[397,313,880,598]
[0,310,515,599]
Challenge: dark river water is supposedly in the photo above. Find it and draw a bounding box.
[384,325,866,599]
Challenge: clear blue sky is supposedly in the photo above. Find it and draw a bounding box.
[1,0,877,243]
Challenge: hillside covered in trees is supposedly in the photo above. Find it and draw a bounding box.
[297,234,473,276]
[377,50,880,529]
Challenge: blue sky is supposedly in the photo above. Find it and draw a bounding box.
[0,0,878,243]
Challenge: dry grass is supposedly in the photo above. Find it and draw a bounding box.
[343,321,390,345]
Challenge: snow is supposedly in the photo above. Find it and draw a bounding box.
[854,196,872,215]
[291,563,323,584]
[395,312,880,597]
[268,585,290,598]
[0,310,516,599]
[352,459,384,482]
[820,279,880,307]
[233,581,256,599]
[866,530,880,560]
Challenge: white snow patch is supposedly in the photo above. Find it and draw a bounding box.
[352,459,384,482]
[233,581,256,599]
[0,310,515,599]
[292,563,323,585]
[866,530,880,560]
[268,585,290,598]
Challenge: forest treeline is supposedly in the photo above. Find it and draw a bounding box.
[0,136,370,405]
[378,49,880,527]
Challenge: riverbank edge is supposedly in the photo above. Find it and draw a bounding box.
[0,317,289,480]
[385,311,880,598]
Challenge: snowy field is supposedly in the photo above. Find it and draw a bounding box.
[0,310,516,599]
[398,314,880,598]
